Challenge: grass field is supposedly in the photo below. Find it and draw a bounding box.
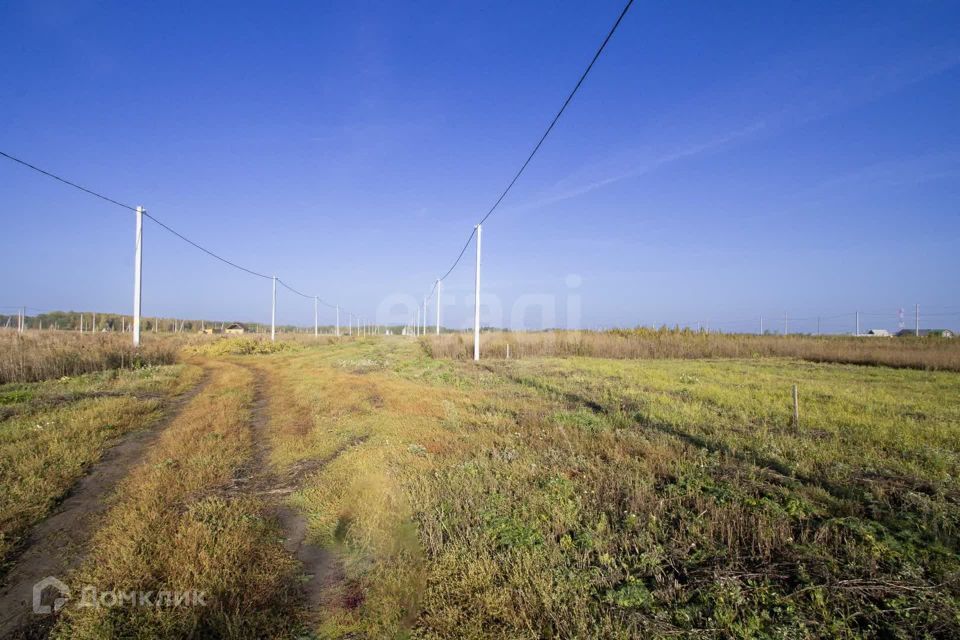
[0,363,200,569]
[1,333,958,638]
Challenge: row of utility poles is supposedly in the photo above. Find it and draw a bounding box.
[132,207,353,346]
[26,208,931,348]
[758,305,923,337]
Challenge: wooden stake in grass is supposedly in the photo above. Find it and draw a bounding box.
[792,384,800,429]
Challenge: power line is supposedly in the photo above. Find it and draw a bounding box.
[0,149,350,314]
[433,0,634,284]
[142,212,272,280]
[0,150,136,211]
[477,0,634,228]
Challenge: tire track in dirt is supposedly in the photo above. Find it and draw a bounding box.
[236,363,345,622]
[0,368,211,639]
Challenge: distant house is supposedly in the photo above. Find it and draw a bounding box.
[895,329,954,338]
[224,323,247,335]
[864,329,891,337]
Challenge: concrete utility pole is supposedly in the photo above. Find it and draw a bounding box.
[436,279,441,335]
[783,312,788,336]
[314,297,318,338]
[422,298,427,335]
[855,311,860,337]
[133,206,144,347]
[473,224,482,361]
[271,276,277,342]
[416,306,420,337]
[915,303,920,337]
[336,305,340,337]
[80,314,83,333]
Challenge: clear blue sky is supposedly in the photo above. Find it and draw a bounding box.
[2,0,958,333]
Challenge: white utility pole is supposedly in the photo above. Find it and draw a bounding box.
[416,306,420,337]
[271,276,277,342]
[855,311,860,337]
[336,305,340,337]
[80,314,84,333]
[422,298,427,335]
[132,206,144,347]
[783,312,788,335]
[435,279,441,335]
[314,297,318,338]
[915,304,920,337]
[473,224,482,361]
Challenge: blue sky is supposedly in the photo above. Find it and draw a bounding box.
[1,0,958,332]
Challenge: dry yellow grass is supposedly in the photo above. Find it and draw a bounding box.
[53,360,299,639]
[0,331,179,384]
[0,364,200,565]
[426,329,960,370]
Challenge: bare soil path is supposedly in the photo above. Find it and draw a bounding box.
[0,369,210,639]
[237,363,335,620]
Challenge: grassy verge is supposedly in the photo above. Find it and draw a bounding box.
[53,360,299,639]
[0,364,200,567]
[257,338,960,638]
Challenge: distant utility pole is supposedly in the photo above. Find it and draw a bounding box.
[80,314,83,333]
[423,298,427,335]
[336,305,340,337]
[473,224,482,361]
[416,307,420,337]
[436,279,441,335]
[133,206,144,347]
[271,276,277,342]
[314,296,318,338]
[915,303,920,337]
[783,312,788,336]
[759,316,763,335]
[855,311,860,337]
[817,316,821,336]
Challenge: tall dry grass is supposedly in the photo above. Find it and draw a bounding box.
[424,329,960,371]
[0,331,179,384]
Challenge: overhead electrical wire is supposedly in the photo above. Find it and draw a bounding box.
[430,0,635,288]
[0,150,137,212]
[0,149,354,316]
